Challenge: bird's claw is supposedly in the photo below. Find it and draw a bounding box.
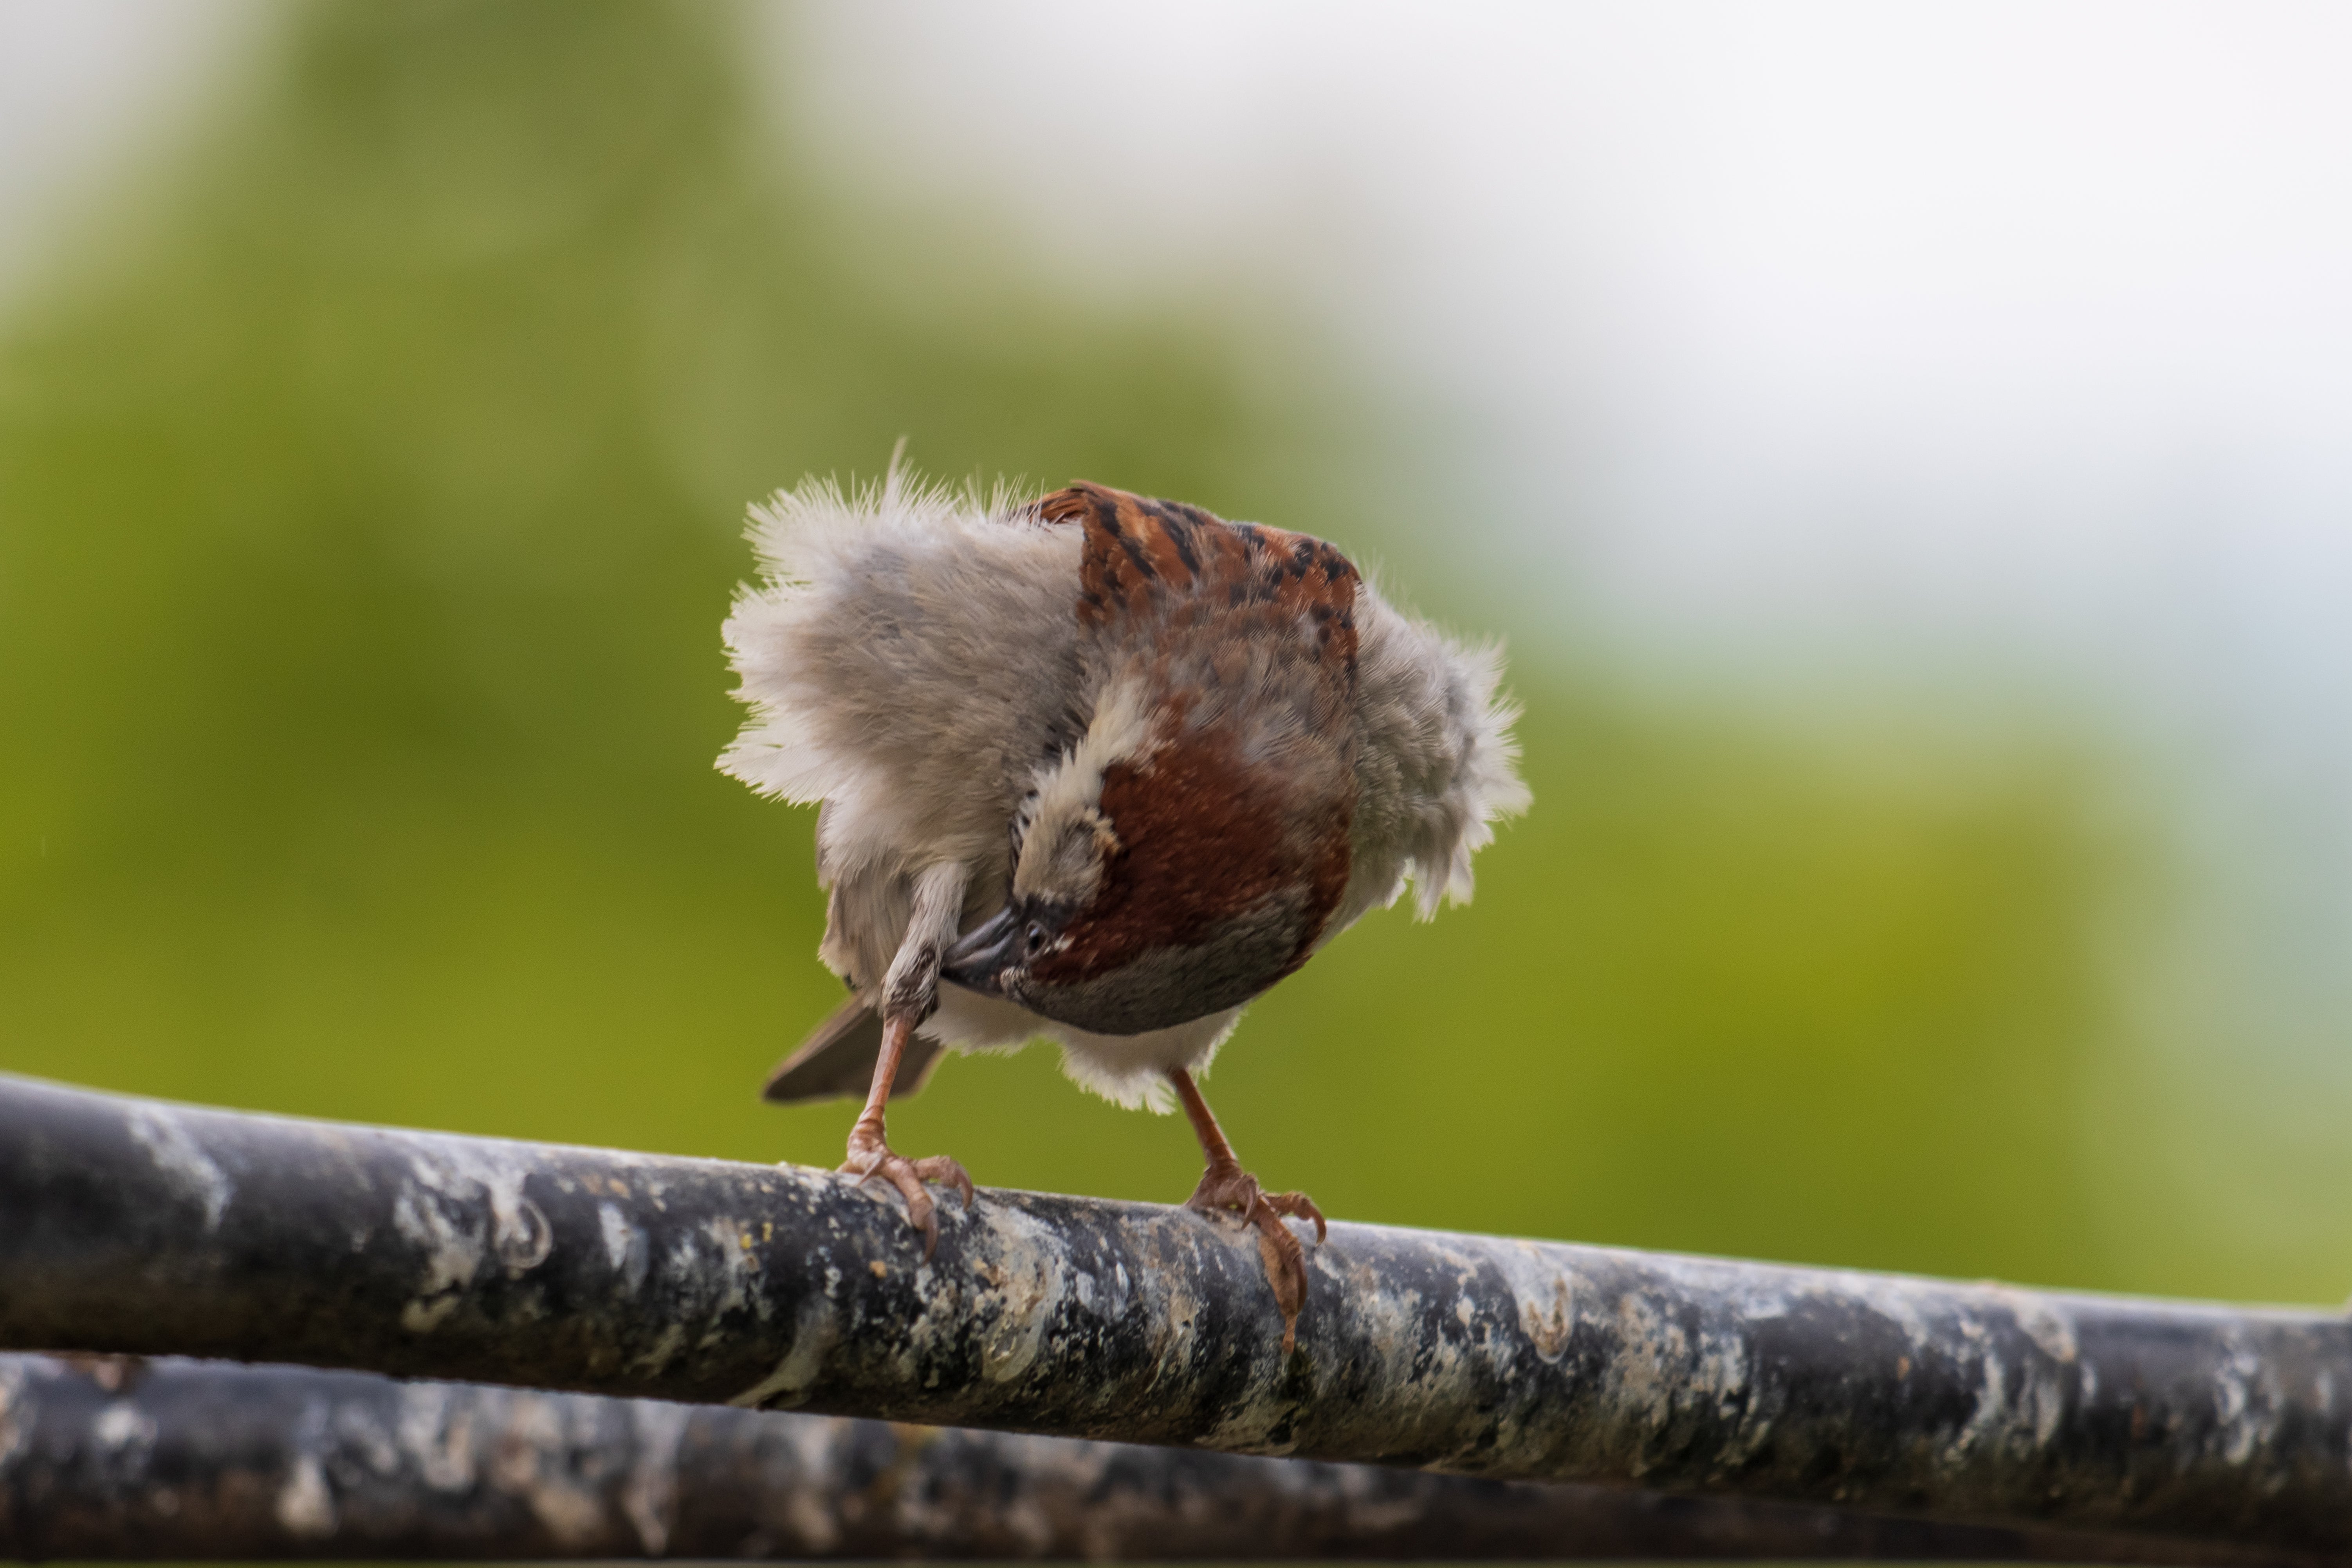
[1185,1161,1324,1353]
[842,1139,974,1259]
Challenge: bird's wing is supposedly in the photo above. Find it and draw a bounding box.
[1039,481,1356,645]
[1033,482,1364,982]
[761,995,948,1104]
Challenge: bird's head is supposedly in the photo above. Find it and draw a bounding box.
[942,681,1354,1036]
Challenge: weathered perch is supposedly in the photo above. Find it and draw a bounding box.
[0,1353,2312,1564]
[0,1073,2346,1560]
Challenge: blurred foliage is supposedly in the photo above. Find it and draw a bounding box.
[0,0,2197,1294]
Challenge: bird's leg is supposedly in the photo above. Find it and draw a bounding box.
[841,864,974,1258]
[841,1013,973,1258]
[1167,1067,1326,1352]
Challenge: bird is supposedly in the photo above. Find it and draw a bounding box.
[719,464,1526,1349]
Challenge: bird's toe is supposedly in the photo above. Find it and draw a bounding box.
[1183,1160,1263,1218]
[1264,1189,1327,1243]
[1184,1160,1320,1352]
[840,1143,972,1259]
[1246,1199,1310,1353]
[911,1153,976,1212]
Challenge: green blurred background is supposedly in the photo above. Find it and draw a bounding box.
[0,0,2337,1304]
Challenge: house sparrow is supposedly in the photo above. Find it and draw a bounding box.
[721,467,1526,1348]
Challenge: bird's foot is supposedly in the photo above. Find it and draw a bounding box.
[842,1130,974,1259]
[1185,1160,1326,1352]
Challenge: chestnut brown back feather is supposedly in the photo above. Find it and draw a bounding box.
[1044,482,1359,675]
[1032,482,1362,997]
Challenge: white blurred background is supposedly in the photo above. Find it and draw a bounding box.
[781,4,2352,1216]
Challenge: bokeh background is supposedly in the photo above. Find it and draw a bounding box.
[3,0,2347,1304]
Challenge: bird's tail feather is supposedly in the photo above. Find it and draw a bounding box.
[761,995,946,1104]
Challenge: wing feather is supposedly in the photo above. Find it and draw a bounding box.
[761,996,947,1104]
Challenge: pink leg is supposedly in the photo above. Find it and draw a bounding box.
[840,1012,974,1258]
[1168,1068,1325,1352]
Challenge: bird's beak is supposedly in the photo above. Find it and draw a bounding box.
[940,907,1021,996]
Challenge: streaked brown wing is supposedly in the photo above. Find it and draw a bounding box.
[1037,480,1359,676]
[760,995,946,1104]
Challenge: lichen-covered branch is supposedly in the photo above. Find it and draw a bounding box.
[14,1353,2307,1564]
[0,1073,2347,1559]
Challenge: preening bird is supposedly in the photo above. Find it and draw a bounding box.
[720,467,1526,1347]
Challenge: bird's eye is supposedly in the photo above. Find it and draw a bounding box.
[1024,922,1046,954]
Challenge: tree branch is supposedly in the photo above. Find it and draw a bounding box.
[0,1353,2313,1563]
[0,1073,2345,1559]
